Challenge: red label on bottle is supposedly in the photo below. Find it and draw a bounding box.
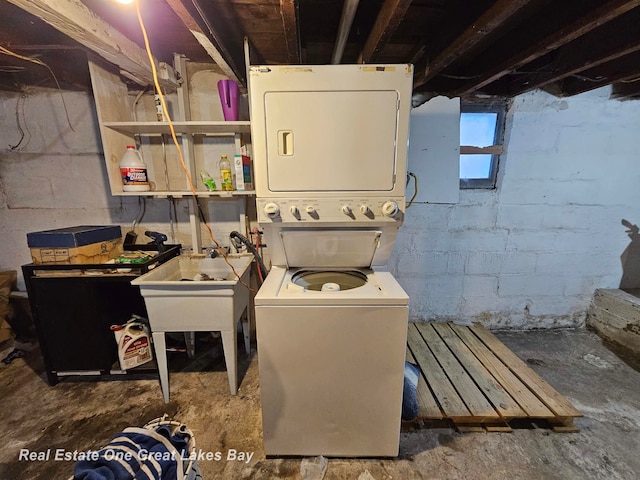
[121,167,148,185]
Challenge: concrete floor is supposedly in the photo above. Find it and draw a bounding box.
[1,327,639,480]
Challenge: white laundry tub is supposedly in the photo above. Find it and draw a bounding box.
[132,254,253,401]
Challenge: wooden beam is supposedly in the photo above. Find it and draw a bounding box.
[418,0,539,87]
[280,0,301,64]
[460,145,504,155]
[164,0,241,85]
[611,78,640,98]
[545,49,640,97]
[454,0,640,97]
[508,9,640,95]
[6,0,176,88]
[358,0,412,64]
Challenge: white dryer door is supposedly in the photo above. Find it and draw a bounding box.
[264,90,399,192]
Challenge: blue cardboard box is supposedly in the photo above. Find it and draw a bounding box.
[27,226,123,264]
[27,225,122,248]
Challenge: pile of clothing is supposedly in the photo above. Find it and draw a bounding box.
[72,417,201,480]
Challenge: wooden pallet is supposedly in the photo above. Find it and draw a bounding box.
[406,322,582,432]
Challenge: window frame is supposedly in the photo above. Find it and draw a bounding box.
[459,100,507,189]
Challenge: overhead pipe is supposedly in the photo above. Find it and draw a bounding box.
[331,0,361,64]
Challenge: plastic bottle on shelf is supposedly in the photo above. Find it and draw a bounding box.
[200,170,217,191]
[219,154,233,191]
[119,145,150,192]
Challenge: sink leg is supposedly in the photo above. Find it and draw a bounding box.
[184,331,196,358]
[153,332,170,403]
[221,329,238,395]
[242,307,251,356]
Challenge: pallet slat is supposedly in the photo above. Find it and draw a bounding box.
[433,322,526,419]
[416,323,500,421]
[407,322,582,430]
[405,348,442,419]
[469,324,582,418]
[450,323,555,418]
[407,324,473,420]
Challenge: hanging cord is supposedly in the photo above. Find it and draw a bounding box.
[135,1,255,293]
[0,44,75,132]
[8,93,26,150]
[406,172,418,208]
[131,196,147,233]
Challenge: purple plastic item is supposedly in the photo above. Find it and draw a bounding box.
[217,79,239,121]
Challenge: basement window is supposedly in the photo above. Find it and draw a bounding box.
[460,101,507,189]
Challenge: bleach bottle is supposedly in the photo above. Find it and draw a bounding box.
[120,145,150,192]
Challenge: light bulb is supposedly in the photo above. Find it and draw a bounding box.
[115,0,134,5]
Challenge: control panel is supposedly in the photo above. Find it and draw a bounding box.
[257,197,405,223]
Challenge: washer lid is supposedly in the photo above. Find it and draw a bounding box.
[280,230,381,268]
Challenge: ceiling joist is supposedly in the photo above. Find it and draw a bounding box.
[280,0,301,64]
[5,0,176,89]
[415,0,542,88]
[164,0,241,85]
[358,0,412,64]
[508,8,640,95]
[453,0,640,97]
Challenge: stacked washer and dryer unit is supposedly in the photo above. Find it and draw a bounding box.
[249,64,414,457]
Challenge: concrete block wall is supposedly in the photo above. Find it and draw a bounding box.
[0,88,247,289]
[391,87,638,328]
[1,85,638,328]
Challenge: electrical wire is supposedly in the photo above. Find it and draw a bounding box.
[131,196,146,233]
[0,44,75,132]
[9,94,25,150]
[406,172,418,208]
[134,1,255,293]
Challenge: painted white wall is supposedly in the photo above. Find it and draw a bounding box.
[1,85,638,328]
[392,87,639,328]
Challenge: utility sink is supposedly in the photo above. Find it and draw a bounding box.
[131,254,253,402]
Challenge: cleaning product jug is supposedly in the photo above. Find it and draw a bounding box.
[110,315,153,370]
[120,146,150,192]
[219,154,233,191]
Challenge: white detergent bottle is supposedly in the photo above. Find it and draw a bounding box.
[120,145,150,192]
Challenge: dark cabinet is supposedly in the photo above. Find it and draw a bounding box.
[22,245,180,385]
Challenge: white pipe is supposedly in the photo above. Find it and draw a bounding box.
[331,0,360,64]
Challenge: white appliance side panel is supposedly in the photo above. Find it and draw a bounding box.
[256,305,408,457]
[407,96,460,203]
[264,91,399,192]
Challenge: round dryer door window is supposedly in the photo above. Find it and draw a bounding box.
[291,270,368,291]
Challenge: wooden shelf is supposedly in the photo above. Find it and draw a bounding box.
[104,120,251,136]
[115,190,255,198]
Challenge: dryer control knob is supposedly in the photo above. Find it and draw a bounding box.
[360,205,371,215]
[382,201,399,217]
[264,202,280,217]
[305,206,316,215]
[341,205,352,215]
[290,206,300,217]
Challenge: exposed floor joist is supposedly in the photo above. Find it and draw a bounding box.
[279,0,301,64]
[6,0,176,89]
[415,0,542,88]
[358,0,411,64]
[164,0,241,85]
[508,8,640,95]
[452,0,640,97]
[544,49,640,97]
